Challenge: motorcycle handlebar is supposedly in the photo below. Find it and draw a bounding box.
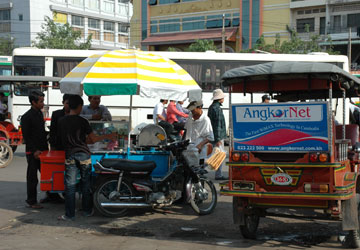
[165,139,190,152]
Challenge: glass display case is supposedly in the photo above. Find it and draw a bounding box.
[88,120,129,152]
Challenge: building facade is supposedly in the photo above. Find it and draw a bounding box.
[130,0,291,52]
[0,0,133,49]
[289,0,360,70]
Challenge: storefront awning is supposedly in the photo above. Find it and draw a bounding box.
[141,27,238,46]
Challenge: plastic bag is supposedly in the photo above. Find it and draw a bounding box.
[182,144,200,167]
[206,145,226,170]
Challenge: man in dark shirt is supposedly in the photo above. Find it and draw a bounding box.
[49,94,71,150]
[208,89,227,180]
[57,95,116,221]
[21,90,48,209]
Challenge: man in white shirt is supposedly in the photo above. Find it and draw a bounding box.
[185,100,214,161]
[153,99,175,141]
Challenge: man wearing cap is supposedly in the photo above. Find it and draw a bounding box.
[208,89,227,180]
[185,100,214,161]
[262,95,270,103]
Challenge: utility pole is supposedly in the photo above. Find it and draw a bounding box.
[348,27,352,71]
[222,14,225,53]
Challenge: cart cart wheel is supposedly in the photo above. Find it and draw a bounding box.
[240,212,260,239]
[0,141,13,168]
[93,176,135,217]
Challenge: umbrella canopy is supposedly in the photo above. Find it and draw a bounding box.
[60,49,201,100]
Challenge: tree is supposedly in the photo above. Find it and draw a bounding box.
[186,39,218,52]
[0,36,15,55]
[32,16,92,49]
[245,26,339,55]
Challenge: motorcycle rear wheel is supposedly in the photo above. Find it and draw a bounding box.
[190,177,217,215]
[93,176,135,217]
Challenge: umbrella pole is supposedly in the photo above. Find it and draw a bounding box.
[127,95,133,155]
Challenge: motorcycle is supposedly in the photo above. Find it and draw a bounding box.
[92,140,217,217]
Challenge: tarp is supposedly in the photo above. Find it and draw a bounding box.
[222,61,360,86]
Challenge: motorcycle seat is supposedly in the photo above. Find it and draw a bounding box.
[100,158,156,172]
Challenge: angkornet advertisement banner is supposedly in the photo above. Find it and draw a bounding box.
[231,102,328,152]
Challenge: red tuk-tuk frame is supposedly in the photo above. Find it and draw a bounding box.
[220,61,360,248]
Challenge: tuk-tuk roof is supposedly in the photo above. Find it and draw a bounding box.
[0,76,62,82]
[221,61,360,100]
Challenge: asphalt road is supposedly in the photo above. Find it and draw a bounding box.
[0,146,348,250]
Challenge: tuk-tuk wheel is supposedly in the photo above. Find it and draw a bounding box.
[0,141,13,168]
[240,212,260,240]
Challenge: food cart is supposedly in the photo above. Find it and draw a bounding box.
[39,50,216,216]
[220,61,360,248]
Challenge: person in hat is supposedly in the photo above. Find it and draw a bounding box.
[262,95,270,103]
[208,89,227,180]
[184,100,214,162]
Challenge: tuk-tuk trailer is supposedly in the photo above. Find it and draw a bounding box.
[220,61,360,247]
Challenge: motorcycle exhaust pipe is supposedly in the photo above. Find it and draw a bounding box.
[101,202,151,208]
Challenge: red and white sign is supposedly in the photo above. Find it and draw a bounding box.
[271,173,293,186]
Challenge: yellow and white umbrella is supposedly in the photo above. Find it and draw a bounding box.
[60,49,201,101]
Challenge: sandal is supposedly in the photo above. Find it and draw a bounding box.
[57,215,74,221]
[26,203,43,209]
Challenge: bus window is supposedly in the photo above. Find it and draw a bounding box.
[14,82,47,96]
[53,58,85,77]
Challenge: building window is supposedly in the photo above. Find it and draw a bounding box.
[72,15,84,26]
[312,9,319,13]
[104,21,114,42]
[305,9,311,14]
[118,22,129,44]
[72,15,84,38]
[320,17,325,35]
[159,0,179,4]
[348,13,360,28]
[0,23,10,32]
[18,14,23,21]
[89,18,99,29]
[182,16,205,31]
[297,10,304,15]
[149,0,157,5]
[86,0,99,10]
[103,0,115,13]
[88,18,99,40]
[206,14,230,29]
[70,0,84,6]
[333,15,341,32]
[159,19,180,33]
[118,23,129,33]
[296,18,314,33]
[150,20,158,33]
[53,12,67,24]
[0,10,10,21]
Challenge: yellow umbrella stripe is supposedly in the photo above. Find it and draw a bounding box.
[65,72,137,79]
[76,61,100,68]
[91,62,179,74]
[102,53,168,63]
[137,74,197,86]
[73,72,197,86]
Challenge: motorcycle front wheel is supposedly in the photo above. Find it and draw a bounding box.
[93,176,135,217]
[190,177,217,215]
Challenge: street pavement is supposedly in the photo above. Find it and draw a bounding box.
[0,146,347,250]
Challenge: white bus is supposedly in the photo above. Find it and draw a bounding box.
[11,48,349,128]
